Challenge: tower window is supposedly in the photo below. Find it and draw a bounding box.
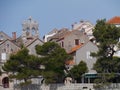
[7,44,9,47]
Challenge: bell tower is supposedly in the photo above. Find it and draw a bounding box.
[22,16,39,41]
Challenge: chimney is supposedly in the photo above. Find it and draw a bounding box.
[12,32,17,40]
[71,24,74,29]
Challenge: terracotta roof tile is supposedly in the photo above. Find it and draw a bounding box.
[69,44,83,53]
[65,60,75,65]
[107,16,120,24]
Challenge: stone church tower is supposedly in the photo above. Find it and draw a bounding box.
[22,16,39,41]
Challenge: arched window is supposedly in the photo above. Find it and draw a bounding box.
[2,77,9,88]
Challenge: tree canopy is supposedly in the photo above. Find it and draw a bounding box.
[93,19,120,58]
[93,19,120,86]
[2,48,42,85]
[2,42,71,85]
[68,61,88,83]
[35,42,72,84]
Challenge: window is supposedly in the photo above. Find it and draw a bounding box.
[86,51,92,59]
[11,49,13,53]
[75,39,79,45]
[1,53,6,62]
[61,41,64,47]
[32,29,35,36]
[81,28,85,32]
[3,49,6,52]
[7,44,9,47]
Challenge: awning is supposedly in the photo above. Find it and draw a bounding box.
[84,74,97,78]
[84,70,98,78]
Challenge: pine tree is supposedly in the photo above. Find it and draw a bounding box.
[93,19,120,88]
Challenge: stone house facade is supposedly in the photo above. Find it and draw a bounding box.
[0,17,43,89]
[57,30,89,53]
[47,28,70,42]
[0,39,20,88]
[25,38,44,55]
[71,20,94,40]
[68,41,98,83]
[0,39,20,63]
[0,31,12,42]
[69,41,98,71]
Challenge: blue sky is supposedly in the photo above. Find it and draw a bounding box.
[0,0,120,39]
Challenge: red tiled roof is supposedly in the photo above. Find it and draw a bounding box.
[65,60,75,65]
[107,16,120,24]
[69,44,83,54]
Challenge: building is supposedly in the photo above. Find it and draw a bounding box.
[107,16,120,27]
[0,32,20,89]
[0,31,20,63]
[45,20,94,42]
[22,16,39,42]
[25,38,44,55]
[68,41,98,83]
[46,28,70,42]
[56,30,89,53]
[71,20,94,40]
[43,28,58,42]
[69,41,98,71]
[0,31,12,42]
[107,16,120,57]
[0,17,43,89]
[48,26,98,83]
[16,17,44,55]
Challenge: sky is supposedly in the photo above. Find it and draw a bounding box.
[0,0,120,39]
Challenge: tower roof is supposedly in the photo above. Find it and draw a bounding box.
[21,17,39,41]
[22,16,39,30]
